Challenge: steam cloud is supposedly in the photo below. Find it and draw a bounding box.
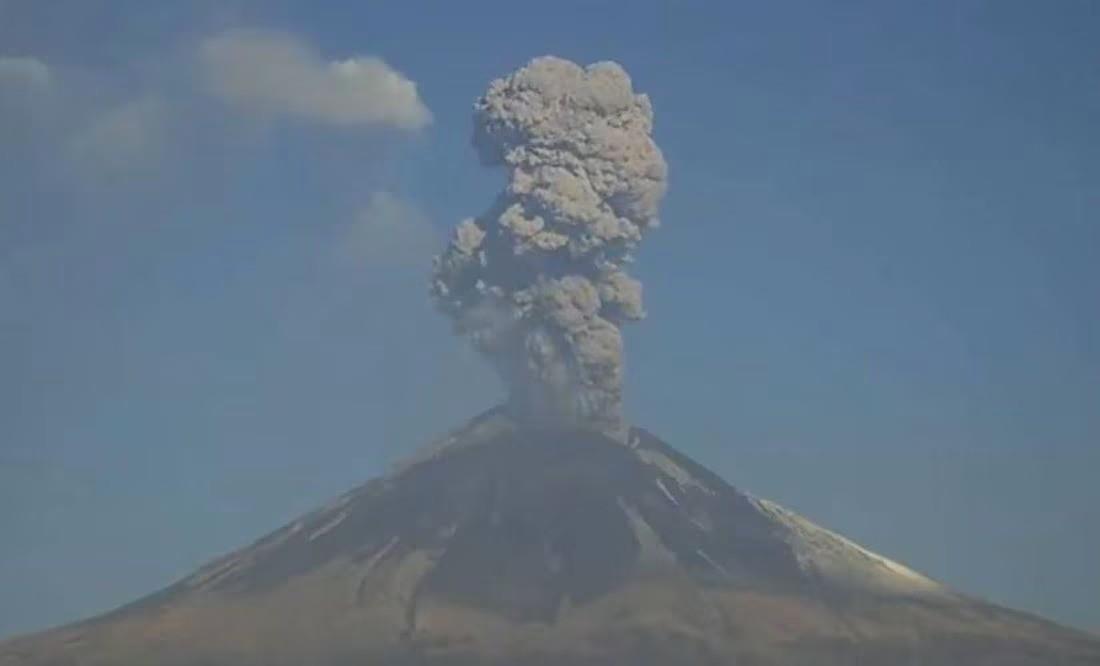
[431,56,667,436]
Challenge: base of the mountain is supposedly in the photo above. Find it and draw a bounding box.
[3,409,1098,665]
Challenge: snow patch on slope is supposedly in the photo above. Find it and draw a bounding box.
[635,448,715,496]
[617,498,677,569]
[751,497,950,599]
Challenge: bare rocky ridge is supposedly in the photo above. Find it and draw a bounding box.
[2,408,1098,665]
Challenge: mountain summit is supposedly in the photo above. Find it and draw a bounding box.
[2,409,1098,665]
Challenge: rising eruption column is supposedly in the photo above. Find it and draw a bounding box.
[431,56,668,436]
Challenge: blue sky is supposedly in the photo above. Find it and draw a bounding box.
[1,0,1097,637]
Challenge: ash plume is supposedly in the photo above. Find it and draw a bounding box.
[431,56,667,435]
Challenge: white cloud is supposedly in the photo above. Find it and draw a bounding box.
[0,56,52,91]
[69,95,169,177]
[0,54,169,182]
[340,192,440,268]
[197,29,431,130]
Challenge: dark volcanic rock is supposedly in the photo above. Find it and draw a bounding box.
[2,408,1098,665]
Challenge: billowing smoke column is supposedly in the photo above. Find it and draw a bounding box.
[431,56,667,436]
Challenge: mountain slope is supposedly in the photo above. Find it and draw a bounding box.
[3,409,1098,665]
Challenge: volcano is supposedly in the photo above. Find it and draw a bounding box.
[2,409,1098,665]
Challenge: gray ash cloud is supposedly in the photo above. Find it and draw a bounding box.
[431,56,667,436]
